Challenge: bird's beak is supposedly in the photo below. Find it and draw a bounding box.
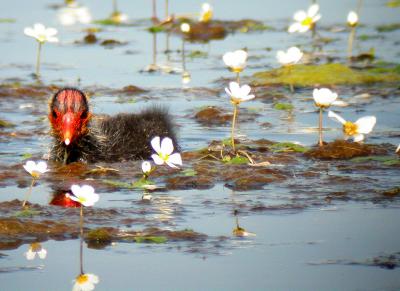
[62,112,76,146]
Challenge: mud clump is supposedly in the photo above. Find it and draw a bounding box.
[166,175,215,190]
[305,140,386,160]
[194,106,232,125]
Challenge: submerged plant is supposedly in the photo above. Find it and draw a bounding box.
[328,111,376,142]
[151,136,182,168]
[223,50,248,83]
[199,3,213,23]
[25,242,47,260]
[22,160,49,208]
[347,11,359,60]
[276,46,303,92]
[313,88,345,146]
[225,82,255,152]
[288,4,321,36]
[24,23,59,77]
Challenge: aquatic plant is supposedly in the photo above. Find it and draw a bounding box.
[276,46,303,92]
[25,242,47,260]
[109,0,128,24]
[57,2,92,26]
[22,160,49,208]
[199,3,213,23]
[328,111,376,142]
[151,136,182,168]
[313,88,345,146]
[347,11,359,60]
[225,82,255,152]
[288,4,321,36]
[180,23,191,84]
[69,185,100,207]
[223,49,248,83]
[141,161,152,179]
[73,273,99,291]
[24,23,59,77]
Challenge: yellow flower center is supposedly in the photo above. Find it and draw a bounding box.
[301,17,313,27]
[77,274,89,284]
[160,153,169,162]
[230,67,243,73]
[78,197,87,204]
[343,121,358,136]
[200,10,213,23]
[30,242,41,252]
[31,171,40,179]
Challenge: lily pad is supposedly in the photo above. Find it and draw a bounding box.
[252,63,400,87]
[273,103,294,111]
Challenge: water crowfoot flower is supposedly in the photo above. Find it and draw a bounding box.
[225,82,255,152]
[25,243,47,260]
[313,88,345,146]
[22,160,49,208]
[347,11,359,60]
[24,23,59,77]
[72,273,99,291]
[288,4,321,35]
[328,111,376,142]
[223,50,248,83]
[68,185,99,207]
[151,136,182,168]
[276,47,303,92]
[199,3,213,23]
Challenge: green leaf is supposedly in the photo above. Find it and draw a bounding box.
[273,103,294,111]
[182,169,197,177]
[132,178,156,189]
[102,179,134,189]
[188,50,208,58]
[269,142,309,153]
[134,236,167,244]
[21,153,33,160]
[147,26,165,33]
[350,155,400,165]
[223,156,249,165]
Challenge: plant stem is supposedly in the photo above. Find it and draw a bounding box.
[35,42,42,78]
[79,205,84,275]
[231,104,238,152]
[113,0,118,14]
[152,33,157,66]
[152,0,157,21]
[236,72,240,84]
[22,178,36,209]
[318,107,323,146]
[347,27,356,61]
[165,0,169,19]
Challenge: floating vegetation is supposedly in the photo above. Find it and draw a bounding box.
[376,23,400,32]
[273,102,294,111]
[269,142,309,153]
[350,155,400,166]
[252,63,400,86]
[0,119,15,128]
[0,18,16,23]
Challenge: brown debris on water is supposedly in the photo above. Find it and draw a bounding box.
[305,140,387,160]
[194,106,232,125]
[166,175,215,190]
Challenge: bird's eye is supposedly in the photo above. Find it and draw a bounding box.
[52,110,57,118]
[81,111,88,119]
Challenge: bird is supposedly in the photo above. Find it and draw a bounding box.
[48,88,178,164]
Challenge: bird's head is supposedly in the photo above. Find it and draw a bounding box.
[49,88,91,146]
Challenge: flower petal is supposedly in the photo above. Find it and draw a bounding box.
[239,84,252,97]
[24,27,35,37]
[294,10,307,22]
[38,249,47,259]
[160,137,174,155]
[307,4,319,18]
[46,27,58,36]
[328,111,347,125]
[353,133,364,142]
[355,116,376,134]
[151,154,164,165]
[167,153,182,167]
[23,161,36,174]
[71,184,81,197]
[288,22,301,33]
[150,136,161,154]
[36,161,48,173]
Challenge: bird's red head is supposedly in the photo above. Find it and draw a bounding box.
[49,88,91,146]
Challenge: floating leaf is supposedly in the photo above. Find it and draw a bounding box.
[223,155,249,165]
[134,236,167,244]
[270,142,309,153]
[182,169,197,177]
[132,178,155,189]
[350,155,400,165]
[147,26,165,33]
[376,23,400,32]
[21,153,32,160]
[273,103,294,111]
[102,179,133,189]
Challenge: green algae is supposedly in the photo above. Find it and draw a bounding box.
[252,63,400,87]
[133,236,167,244]
[350,155,400,166]
[87,228,112,243]
[269,142,309,153]
[273,103,294,111]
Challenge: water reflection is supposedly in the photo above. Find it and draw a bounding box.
[230,191,255,237]
[57,2,92,26]
[24,242,47,260]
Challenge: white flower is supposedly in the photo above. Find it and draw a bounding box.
[141,161,152,174]
[58,4,92,26]
[110,11,128,24]
[23,160,49,179]
[328,111,376,142]
[199,3,213,22]
[72,273,99,291]
[25,243,47,260]
[276,46,303,66]
[151,136,182,169]
[223,50,248,73]
[347,11,358,27]
[225,82,255,104]
[68,185,99,207]
[180,23,191,33]
[288,4,321,33]
[24,23,59,43]
[313,88,343,108]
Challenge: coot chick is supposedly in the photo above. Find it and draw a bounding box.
[49,88,178,164]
